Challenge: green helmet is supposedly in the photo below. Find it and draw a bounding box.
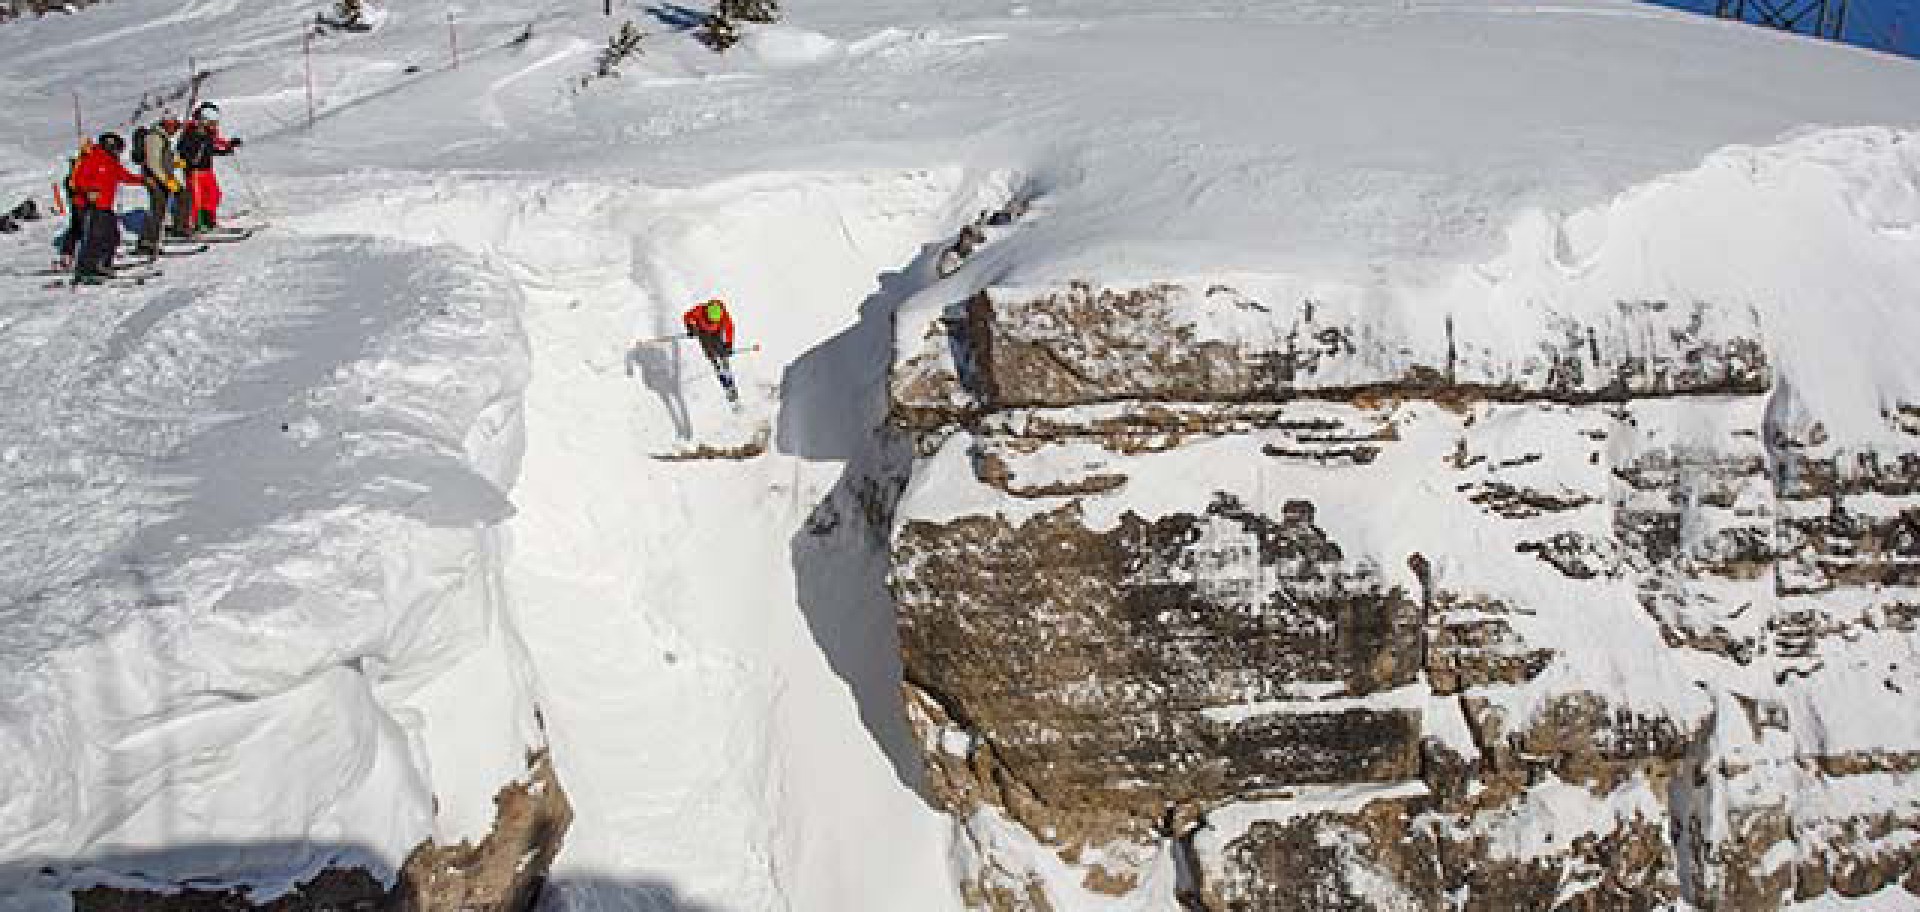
[705,301,725,322]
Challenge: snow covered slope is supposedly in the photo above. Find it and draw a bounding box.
[1,0,1918,909]
[0,229,553,902]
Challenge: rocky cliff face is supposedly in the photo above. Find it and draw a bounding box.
[886,274,1920,909]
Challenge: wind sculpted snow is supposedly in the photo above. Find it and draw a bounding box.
[0,233,542,899]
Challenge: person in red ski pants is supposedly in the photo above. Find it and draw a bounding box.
[175,102,243,233]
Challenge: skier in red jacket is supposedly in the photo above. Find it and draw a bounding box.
[682,299,739,402]
[68,132,144,283]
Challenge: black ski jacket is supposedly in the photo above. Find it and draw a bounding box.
[176,125,234,171]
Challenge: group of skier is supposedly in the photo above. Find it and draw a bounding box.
[61,101,243,284]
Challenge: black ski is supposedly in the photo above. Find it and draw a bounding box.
[14,266,155,279]
[196,227,257,243]
[16,262,165,280]
[43,274,155,290]
[121,243,212,258]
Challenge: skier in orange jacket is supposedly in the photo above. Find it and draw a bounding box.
[682,299,738,402]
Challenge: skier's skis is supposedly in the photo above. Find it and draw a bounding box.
[715,346,761,408]
[14,264,161,280]
[192,227,257,243]
[43,273,156,290]
[121,243,212,258]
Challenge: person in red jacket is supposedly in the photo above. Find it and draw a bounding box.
[68,132,144,284]
[682,298,739,402]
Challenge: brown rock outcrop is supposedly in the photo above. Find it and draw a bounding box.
[887,280,1920,910]
[69,753,571,912]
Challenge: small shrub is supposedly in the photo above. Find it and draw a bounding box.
[578,20,647,89]
[715,0,779,24]
[696,12,739,52]
[697,0,777,52]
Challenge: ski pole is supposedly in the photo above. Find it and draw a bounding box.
[632,336,760,353]
[633,334,695,347]
[303,31,317,130]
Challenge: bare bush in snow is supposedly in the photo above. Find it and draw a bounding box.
[577,20,646,90]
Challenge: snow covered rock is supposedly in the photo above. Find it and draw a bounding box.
[886,133,1920,910]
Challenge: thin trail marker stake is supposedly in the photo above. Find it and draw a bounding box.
[303,31,317,128]
[448,10,460,69]
[71,91,82,146]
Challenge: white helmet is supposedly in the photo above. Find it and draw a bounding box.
[195,102,221,122]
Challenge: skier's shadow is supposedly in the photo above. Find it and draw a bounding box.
[627,340,693,440]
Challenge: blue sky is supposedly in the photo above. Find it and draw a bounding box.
[1645,0,1920,58]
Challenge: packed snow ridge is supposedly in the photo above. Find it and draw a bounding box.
[1,0,1919,910]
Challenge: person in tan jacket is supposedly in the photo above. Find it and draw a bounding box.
[131,117,183,258]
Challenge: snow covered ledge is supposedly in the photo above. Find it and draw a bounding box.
[0,236,566,911]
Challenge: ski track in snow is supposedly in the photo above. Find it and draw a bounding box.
[3,0,1920,909]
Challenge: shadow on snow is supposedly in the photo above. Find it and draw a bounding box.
[777,236,953,794]
[4,841,723,912]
